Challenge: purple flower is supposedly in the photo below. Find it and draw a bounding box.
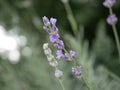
[72,66,82,78]
[70,50,76,59]
[52,26,58,34]
[103,0,116,8]
[107,14,118,25]
[54,39,64,49]
[49,34,60,42]
[50,18,57,26]
[62,53,70,61]
[42,16,50,26]
[56,50,63,59]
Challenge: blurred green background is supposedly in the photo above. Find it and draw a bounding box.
[0,0,120,90]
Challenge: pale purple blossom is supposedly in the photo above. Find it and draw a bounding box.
[103,0,116,8]
[50,18,57,26]
[43,43,58,67]
[56,50,63,59]
[43,16,50,26]
[54,39,64,49]
[107,14,118,25]
[70,50,76,59]
[52,26,58,33]
[49,34,60,42]
[72,66,82,78]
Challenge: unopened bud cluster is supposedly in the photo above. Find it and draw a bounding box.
[43,43,63,78]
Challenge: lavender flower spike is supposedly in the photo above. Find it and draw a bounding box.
[43,43,58,67]
[103,0,116,8]
[107,14,118,25]
[50,18,57,26]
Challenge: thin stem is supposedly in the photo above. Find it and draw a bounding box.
[109,7,120,60]
[62,1,78,35]
[63,48,77,66]
[82,77,91,90]
[112,24,120,60]
[105,67,120,83]
[58,79,65,90]
[109,7,113,15]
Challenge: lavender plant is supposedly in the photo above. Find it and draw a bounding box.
[42,16,88,90]
[103,0,120,60]
[43,16,82,76]
[42,16,83,90]
[41,1,120,90]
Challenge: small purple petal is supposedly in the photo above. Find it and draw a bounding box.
[70,50,76,59]
[56,50,63,59]
[54,39,64,49]
[103,0,116,8]
[52,26,58,33]
[72,66,82,77]
[50,18,57,26]
[42,16,50,25]
[49,34,60,42]
[107,14,118,25]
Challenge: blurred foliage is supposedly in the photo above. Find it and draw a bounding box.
[0,0,120,90]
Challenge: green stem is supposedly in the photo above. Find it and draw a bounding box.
[109,7,113,15]
[109,7,120,60]
[82,77,91,90]
[58,79,65,90]
[62,1,78,35]
[112,24,120,60]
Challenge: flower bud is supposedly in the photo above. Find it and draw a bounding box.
[55,69,63,78]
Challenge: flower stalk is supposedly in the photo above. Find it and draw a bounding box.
[109,7,120,61]
[103,0,120,60]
